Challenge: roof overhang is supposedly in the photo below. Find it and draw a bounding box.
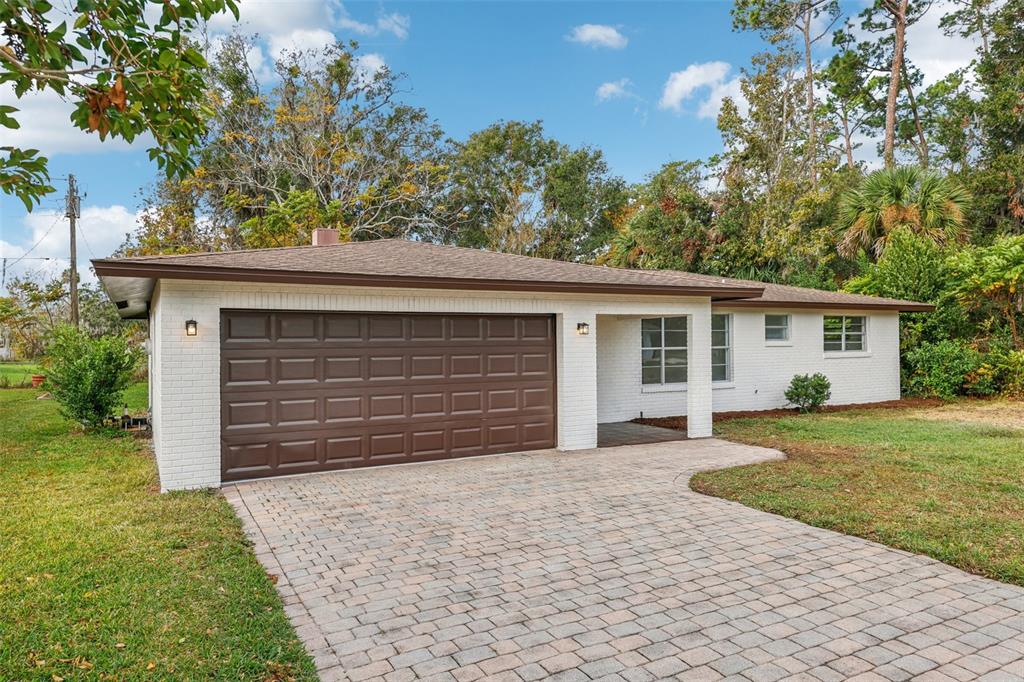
[92,259,766,318]
[715,298,935,313]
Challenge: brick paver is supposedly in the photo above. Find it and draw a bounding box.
[224,440,1024,681]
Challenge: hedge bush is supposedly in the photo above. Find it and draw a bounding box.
[785,373,832,413]
[45,325,143,428]
[903,340,983,399]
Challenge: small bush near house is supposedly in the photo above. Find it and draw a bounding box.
[45,325,143,428]
[904,339,983,399]
[784,373,831,413]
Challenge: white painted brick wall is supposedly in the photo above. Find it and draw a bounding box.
[150,280,715,491]
[596,308,902,422]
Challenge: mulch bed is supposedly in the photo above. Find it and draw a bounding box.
[634,397,945,432]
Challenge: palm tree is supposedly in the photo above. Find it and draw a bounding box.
[836,166,971,259]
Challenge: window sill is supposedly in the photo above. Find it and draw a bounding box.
[642,383,687,394]
[713,382,735,390]
[764,341,793,347]
[823,351,872,359]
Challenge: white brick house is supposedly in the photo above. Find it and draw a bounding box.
[95,235,930,491]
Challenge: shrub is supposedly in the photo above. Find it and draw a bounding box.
[45,325,143,428]
[785,373,832,413]
[903,340,982,399]
[992,349,1024,398]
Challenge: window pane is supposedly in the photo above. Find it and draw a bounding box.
[664,316,687,332]
[641,318,662,348]
[711,348,729,366]
[665,330,687,348]
[712,363,728,382]
[845,317,865,333]
[712,314,728,332]
[824,339,843,351]
[824,316,843,333]
[845,335,864,351]
[711,330,728,347]
[765,326,787,341]
[642,349,661,384]
[665,348,687,383]
[765,314,788,327]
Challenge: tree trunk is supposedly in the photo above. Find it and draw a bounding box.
[883,0,909,169]
[841,107,856,169]
[802,9,817,189]
[901,66,929,168]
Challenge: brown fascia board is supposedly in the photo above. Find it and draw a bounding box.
[716,298,935,312]
[91,260,766,300]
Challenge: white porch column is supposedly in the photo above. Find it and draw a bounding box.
[556,310,598,450]
[687,303,713,437]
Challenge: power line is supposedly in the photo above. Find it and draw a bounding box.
[4,212,62,268]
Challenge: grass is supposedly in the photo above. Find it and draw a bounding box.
[692,400,1024,587]
[0,362,41,385]
[0,385,317,681]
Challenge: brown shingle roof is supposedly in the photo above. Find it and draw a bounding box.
[93,239,763,298]
[713,278,933,312]
[93,239,932,310]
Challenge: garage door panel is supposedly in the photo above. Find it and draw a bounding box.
[324,315,362,341]
[324,436,364,463]
[221,312,556,481]
[277,313,319,341]
[278,357,318,383]
[278,438,319,467]
[325,356,362,381]
[224,358,272,386]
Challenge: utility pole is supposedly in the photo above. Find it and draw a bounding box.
[66,174,81,328]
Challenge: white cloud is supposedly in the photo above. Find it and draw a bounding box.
[905,1,979,86]
[566,24,628,50]
[207,0,331,37]
[0,83,151,156]
[353,53,388,84]
[267,28,338,56]
[596,78,633,102]
[658,61,746,119]
[2,205,140,290]
[337,10,410,39]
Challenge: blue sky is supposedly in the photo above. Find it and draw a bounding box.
[0,0,974,292]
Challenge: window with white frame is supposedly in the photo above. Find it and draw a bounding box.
[764,314,790,342]
[823,315,866,351]
[712,314,732,381]
[641,317,687,384]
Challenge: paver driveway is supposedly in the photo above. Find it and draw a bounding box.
[225,440,1024,682]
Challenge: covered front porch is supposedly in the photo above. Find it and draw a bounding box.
[572,308,713,444]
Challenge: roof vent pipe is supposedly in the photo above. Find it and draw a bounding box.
[312,228,339,246]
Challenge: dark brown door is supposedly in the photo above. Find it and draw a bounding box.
[220,311,557,481]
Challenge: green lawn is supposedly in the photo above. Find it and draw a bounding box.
[0,385,316,681]
[0,362,41,386]
[692,400,1024,587]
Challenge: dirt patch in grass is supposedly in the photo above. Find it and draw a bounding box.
[635,397,945,432]
[905,400,1024,431]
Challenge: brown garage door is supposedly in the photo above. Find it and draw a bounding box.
[220,311,557,481]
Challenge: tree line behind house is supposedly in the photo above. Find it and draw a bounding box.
[2,0,1022,401]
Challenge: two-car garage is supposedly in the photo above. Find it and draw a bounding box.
[219,311,558,481]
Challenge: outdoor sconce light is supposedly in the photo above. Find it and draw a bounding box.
[577,322,590,336]
[185,319,198,336]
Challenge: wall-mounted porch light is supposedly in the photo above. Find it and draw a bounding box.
[576,322,590,336]
[185,319,198,336]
